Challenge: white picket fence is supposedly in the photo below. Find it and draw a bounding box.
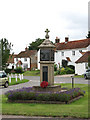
[8,73,24,83]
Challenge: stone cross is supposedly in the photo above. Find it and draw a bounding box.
[45,29,50,39]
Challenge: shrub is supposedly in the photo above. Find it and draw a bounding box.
[65,67,75,74]
[36,93,50,101]
[54,64,57,71]
[55,69,61,75]
[67,65,75,71]
[15,67,23,73]
[60,67,66,75]
[5,87,85,103]
[5,69,12,73]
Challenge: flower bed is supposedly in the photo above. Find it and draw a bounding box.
[5,87,85,104]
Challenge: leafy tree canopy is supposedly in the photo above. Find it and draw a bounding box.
[88,55,90,68]
[0,38,13,70]
[29,38,45,51]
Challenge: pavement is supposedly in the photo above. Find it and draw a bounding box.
[1,115,90,120]
[55,74,74,77]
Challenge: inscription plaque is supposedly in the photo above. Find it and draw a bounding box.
[40,49,54,61]
[43,66,48,82]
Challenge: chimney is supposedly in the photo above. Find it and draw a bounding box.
[25,47,28,51]
[65,37,69,43]
[55,37,60,43]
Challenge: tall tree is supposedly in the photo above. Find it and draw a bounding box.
[29,38,45,51]
[86,31,90,38]
[0,38,13,70]
[88,55,90,68]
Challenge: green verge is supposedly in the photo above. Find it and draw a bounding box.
[74,75,84,78]
[2,83,89,118]
[23,70,40,76]
[9,78,29,86]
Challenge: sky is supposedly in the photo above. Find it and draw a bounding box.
[0,0,89,54]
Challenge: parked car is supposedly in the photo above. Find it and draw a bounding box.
[84,69,90,79]
[0,71,9,88]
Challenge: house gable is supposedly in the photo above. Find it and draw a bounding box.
[75,51,90,63]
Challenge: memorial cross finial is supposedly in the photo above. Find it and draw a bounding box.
[45,29,50,39]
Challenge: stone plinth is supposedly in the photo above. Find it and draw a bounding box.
[33,85,61,93]
[40,61,54,85]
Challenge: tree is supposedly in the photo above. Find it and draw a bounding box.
[86,31,90,38]
[0,38,13,70]
[88,55,90,68]
[29,38,45,51]
[62,59,68,68]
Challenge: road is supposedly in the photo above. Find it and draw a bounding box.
[0,76,89,95]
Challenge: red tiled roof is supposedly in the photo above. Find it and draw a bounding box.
[15,50,37,58]
[7,54,17,63]
[75,51,90,63]
[56,38,90,50]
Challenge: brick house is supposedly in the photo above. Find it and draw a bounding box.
[7,54,17,69]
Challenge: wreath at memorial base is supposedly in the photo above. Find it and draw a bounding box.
[40,81,48,88]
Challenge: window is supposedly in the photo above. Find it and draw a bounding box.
[61,52,64,56]
[79,50,82,52]
[72,51,75,56]
[16,58,18,61]
[24,58,27,61]
[23,64,28,69]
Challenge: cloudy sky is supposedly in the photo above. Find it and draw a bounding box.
[0,0,89,54]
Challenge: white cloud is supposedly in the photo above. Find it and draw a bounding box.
[0,0,89,53]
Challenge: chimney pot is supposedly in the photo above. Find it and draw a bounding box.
[25,47,28,51]
[55,37,60,43]
[65,37,69,43]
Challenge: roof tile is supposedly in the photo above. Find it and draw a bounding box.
[56,38,90,50]
[75,51,90,63]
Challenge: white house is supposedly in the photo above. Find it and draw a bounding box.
[55,37,90,67]
[75,51,90,75]
[7,48,38,71]
[38,37,90,75]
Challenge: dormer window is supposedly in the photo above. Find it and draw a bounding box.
[72,51,75,56]
[16,58,18,61]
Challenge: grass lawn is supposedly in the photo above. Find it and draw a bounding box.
[23,70,84,78]
[9,78,29,86]
[74,75,84,78]
[2,83,89,118]
[23,70,40,76]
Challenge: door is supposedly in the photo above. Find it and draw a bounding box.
[42,66,48,82]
